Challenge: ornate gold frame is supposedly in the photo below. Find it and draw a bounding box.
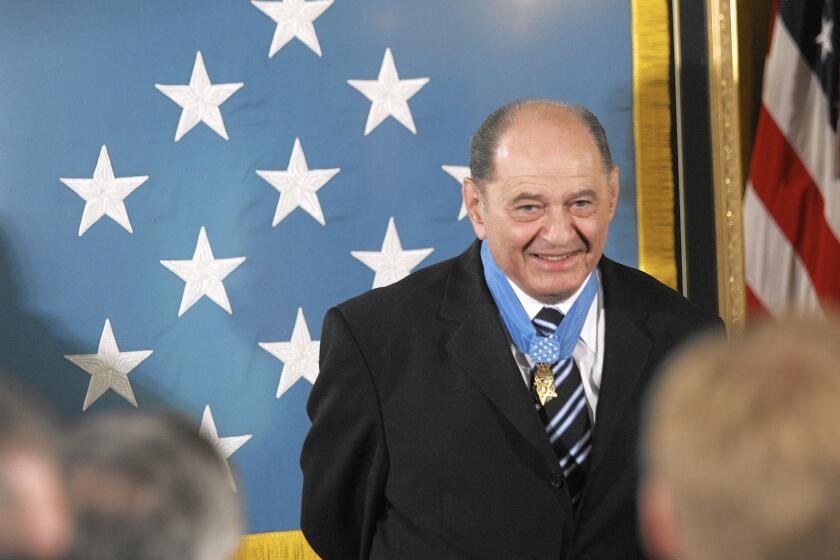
[706,0,747,331]
[635,0,746,331]
[633,0,678,291]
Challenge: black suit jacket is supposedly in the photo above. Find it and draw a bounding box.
[301,241,720,559]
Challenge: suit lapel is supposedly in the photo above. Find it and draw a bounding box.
[439,246,656,478]
[586,258,652,479]
[440,242,559,468]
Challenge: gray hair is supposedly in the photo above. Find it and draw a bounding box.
[468,99,614,183]
[63,410,244,560]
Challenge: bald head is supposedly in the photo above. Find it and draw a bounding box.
[468,99,614,185]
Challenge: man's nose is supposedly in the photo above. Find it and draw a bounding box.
[538,208,576,245]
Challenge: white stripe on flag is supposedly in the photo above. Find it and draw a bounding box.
[744,184,822,315]
[762,16,840,239]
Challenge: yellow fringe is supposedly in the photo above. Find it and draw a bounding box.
[236,531,319,560]
[632,0,678,289]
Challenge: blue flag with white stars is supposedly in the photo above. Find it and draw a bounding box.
[0,0,636,533]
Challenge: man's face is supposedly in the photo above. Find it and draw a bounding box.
[464,109,619,304]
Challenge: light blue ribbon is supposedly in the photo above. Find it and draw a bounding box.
[480,240,597,364]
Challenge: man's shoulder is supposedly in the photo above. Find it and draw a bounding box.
[600,257,720,327]
[335,252,460,321]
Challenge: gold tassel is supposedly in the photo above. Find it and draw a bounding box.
[237,531,320,560]
[633,0,678,289]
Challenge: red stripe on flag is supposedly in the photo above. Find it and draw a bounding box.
[745,284,769,318]
[748,106,840,302]
[767,0,778,47]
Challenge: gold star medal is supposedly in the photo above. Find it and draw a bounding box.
[533,362,558,406]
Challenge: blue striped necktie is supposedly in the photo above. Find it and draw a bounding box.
[531,306,592,506]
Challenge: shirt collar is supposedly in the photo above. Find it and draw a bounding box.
[506,271,599,353]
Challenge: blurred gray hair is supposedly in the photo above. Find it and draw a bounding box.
[468,99,614,184]
[63,410,244,560]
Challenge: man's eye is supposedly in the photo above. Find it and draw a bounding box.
[569,199,597,217]
[517,205,540,213]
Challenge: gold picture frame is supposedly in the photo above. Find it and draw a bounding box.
[706,0,746,332]
[634,0,746,331]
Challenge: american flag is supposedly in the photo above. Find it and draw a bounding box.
[745,0,840,314]
[0,0,638,538]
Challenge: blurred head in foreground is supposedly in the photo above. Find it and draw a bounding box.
[640,315,840,560]
[63,410,243,560]
[0,375,71,560]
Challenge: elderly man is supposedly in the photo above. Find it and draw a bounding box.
[301,99,720,559]
[640,316,840,560]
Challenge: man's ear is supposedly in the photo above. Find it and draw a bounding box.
[462,178,487,240]
[607,165,620,219]
[639,479,682,560]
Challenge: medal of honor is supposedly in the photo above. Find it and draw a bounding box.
[533,362,557,406]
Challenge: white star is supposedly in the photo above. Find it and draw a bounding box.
[259,308,320,398]
[59,146,149,236]
[347,48,430,135]
[441,165,471,221]
[816,17,833,61]
[199,405,252,491]
[155,51,244,141]
[64,319,153,411]
[160,227,246,317]
[252,0,334,58]
[256,138,340,226]
[351,217,433,288]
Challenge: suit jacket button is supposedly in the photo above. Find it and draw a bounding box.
[550,472,563,487]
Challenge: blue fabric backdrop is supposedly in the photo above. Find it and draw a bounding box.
[0,0,635,532]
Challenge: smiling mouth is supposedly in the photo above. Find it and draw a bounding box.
[535,252,577,262]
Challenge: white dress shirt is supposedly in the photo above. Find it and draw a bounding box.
[507,271,605,423]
